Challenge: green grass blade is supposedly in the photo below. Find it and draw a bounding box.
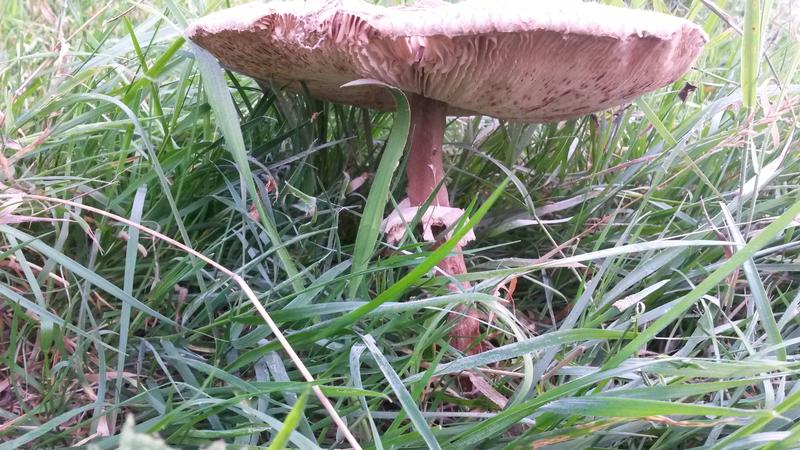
[541,397,770,418]
[227,178,510,370]
[267,388,311,450]
[404,328,628,382]
[603,194,800,369]
[741,0,761,110]
[720,204,785,360]
[712,383,800,449]
[190,43,304,291]
[349,344,384,450]
[363,334,442,450]
[0,405,93,450]
[4,1,800,447]
[0,225,174,324]
[346,80,410,299]
[113,185,147,430]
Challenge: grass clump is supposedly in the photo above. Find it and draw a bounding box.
[1,0,800,449]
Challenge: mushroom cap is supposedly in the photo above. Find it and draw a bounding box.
[187,0,707,122]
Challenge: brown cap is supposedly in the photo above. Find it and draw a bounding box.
[187,0,707,122]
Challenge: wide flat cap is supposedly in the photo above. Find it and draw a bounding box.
[187,0,707,122]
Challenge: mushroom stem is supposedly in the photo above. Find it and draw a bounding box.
[407,95,449,206]
[407,94,481,354]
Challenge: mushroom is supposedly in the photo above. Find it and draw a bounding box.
[187,0,706,353]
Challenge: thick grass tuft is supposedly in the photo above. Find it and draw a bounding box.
[1,0,800,449]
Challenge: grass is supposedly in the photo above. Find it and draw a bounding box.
[1,0,799,448]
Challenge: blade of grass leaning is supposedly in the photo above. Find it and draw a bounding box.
[159,339,224,430]
[362,334,442,450]
[540,397,771,418]
[712,384,800,449]
[349,344,384,450]
[596,378,775,400]
[0,284,64,326]
[445,359,675,448]
[6,234,53,355]
[497,240,736,269]
[267,388,310,450]
[233,294,502,326]
[0,274,113,349]
[446,342,798,446]
[263,352,314,439]
[403,328,628,382]
[345,79,410,299]
[764,421,800,450]
[190,43,304,291]
[66,92,197,286]
[720,203,785,361]
[741,0,761,110]
[603,194,800,369]
[113,185,147,432]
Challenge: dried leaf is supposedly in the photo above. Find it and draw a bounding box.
[612,280,669,312]
[174,284,188,303]
[0,191,24,216]
[264,174,279,198]
[492,275,518,302]
[0,256,70,287]
[0,214,58,224]
[248,203,259,220]
[85,371,137,383]
[466,372,508,409]
[0,138,21,151]
[35,0,58,26]
[116,231,148,257]
[96,416,111,437]
[348,172,370,193]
